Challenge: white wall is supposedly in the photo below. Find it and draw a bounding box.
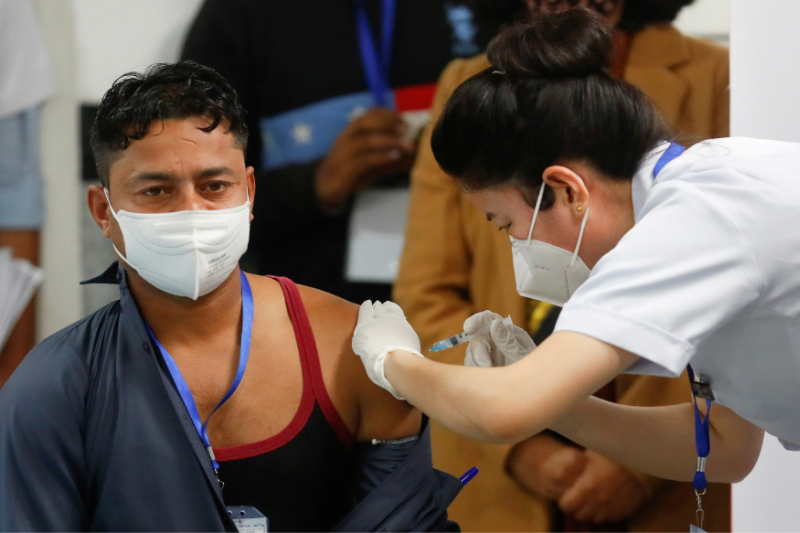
[730,0,800,142]
[33,0,206,332]
[75,0,204,103]
[729,1,800,530]
[675,0,730,41]
[35,0,82,338]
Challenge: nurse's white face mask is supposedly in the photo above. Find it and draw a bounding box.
[104,188,250,300]
[509,182,591,306]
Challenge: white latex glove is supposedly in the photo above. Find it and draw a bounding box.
[463,310,536,367]
[352,300,423,400]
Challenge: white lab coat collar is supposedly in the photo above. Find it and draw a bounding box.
[631,141,671,221]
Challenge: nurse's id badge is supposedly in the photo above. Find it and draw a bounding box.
[227,506,268,533]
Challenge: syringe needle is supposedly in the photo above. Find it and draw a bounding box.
[429,316,514,352]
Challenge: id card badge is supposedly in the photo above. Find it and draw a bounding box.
[690,525,707,533]
[227,506,268,533]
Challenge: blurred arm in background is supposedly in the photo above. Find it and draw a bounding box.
[0,0,55,388]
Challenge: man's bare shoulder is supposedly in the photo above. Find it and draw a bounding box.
[296,285,422,441]
[296,284,359,345]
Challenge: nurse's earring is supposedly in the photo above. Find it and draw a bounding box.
[577,206,583,212]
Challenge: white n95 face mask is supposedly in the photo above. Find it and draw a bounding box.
[104,189,250,300]
[509,182,591,306]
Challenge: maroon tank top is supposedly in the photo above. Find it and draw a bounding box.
[215,276,354,532]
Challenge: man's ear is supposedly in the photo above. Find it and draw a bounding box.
[542,165,589,217]
[87,184,114,238]
[246,166,256,222]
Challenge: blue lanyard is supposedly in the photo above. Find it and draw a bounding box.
[652,145,712,487]
[653,143,712,527]
[687,365,712,491]
[146,269,254,475]
[353,0,395,108]
[653,142,686,180]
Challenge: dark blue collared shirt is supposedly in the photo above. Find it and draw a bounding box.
[0,263,462,532]
[0,264,236,531]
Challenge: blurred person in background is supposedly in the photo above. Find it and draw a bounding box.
[0,0,55,389]
[393,0,730,531]
[182,0,483,304]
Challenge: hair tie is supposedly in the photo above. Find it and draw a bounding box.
[492,70,506,76]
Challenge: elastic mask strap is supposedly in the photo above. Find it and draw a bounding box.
[527,184,547,243]
[569,206,589,268]
[104,188,133,267]
[103,188,121,222]
[111,242,134,270]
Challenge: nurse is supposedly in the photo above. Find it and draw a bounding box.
[352,8,800,493]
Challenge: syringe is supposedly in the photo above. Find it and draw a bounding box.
[429,316,513,352]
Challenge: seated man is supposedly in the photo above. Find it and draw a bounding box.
[0,62,459,532]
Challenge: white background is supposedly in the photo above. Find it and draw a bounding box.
[74,0,204,102]
[675,0,730,41]
[729,3,800,530]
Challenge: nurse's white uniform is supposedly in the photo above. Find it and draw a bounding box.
[556,138,800,449]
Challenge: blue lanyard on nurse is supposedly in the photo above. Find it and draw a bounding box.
[654,142,713,531]
[353,0,395,108]
[687,364,713,530]
[146,269,254,488]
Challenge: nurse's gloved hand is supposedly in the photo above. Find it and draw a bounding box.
[463,311,536,368]
[352,300,424,400]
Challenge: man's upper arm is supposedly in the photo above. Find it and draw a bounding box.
[298,286,422,442]
[341,306,421,443]
[355,363,422,443]
[0,340,88,531]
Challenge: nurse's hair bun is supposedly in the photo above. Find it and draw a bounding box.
[431,5,670,202]
[487,8,614,79]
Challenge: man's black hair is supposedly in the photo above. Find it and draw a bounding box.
[90,61,249,187]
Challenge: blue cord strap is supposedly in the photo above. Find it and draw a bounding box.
[687,364,712,491]
[654,146,712,527]
[353,0,395,108]
[147,270,254,481]
[653,142,686,179]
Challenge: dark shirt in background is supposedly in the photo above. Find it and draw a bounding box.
[182,0,482,303]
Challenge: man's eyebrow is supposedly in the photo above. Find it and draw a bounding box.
[129,167,235,182]
[130,171,175,183]
[197,166,235,179]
